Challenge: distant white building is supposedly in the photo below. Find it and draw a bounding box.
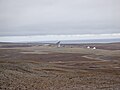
[43,44,50,46]
[58,44,60,48]
[93,47,96,50]
[87,46,90,49]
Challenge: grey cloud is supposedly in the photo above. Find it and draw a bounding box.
[0,0,120,36]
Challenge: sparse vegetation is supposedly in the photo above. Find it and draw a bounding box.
[0,43,120,90]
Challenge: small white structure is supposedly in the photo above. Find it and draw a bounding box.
[93,47,96,50]
[44,44,50,46]
[58,44,60,48]
[87,46,90,49]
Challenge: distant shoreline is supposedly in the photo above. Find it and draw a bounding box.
[0,38,120,44]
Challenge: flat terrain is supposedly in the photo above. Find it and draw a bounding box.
[0,43,120,90]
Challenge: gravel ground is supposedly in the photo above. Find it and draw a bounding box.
[0,45,120,90]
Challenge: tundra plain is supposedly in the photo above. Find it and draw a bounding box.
[0,43,120,90]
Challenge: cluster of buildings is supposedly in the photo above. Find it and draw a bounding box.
[44,41,97,50]
[87,46,96,49]
[56,41,97,50]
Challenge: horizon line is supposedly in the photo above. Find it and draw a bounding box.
[0,33,120,42]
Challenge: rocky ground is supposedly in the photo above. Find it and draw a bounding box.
[0,44,120,90]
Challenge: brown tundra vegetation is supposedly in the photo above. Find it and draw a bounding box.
[0,43,120,90]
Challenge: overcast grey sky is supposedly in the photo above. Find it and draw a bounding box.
[0,0,120,36]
